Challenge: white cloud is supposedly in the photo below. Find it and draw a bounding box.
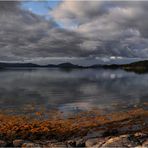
[79,40,101,51]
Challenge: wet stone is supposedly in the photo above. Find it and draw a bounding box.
[22,142,41,147]
[13,139,25,147]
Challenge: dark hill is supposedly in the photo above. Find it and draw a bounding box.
[57,63,83,68]
[0,62,84,69]
[124,60,148,67]
[0,62,40,68]
[100,60,148,74]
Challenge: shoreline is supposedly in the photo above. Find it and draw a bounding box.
[0,107,147,147]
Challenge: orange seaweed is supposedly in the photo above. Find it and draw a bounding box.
[0,108,147,142]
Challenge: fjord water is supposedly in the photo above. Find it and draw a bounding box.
[0,68,147,115]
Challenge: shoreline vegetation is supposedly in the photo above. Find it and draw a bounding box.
[0,105,147,147]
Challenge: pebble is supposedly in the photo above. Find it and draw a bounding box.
[22,142,41,147]
[13,139,25,147]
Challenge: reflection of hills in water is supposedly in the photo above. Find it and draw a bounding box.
[0,68,147,115]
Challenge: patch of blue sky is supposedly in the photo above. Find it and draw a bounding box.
[21,1,61,16]
[21,0,75,29]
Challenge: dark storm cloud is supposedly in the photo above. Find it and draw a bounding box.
[0,1,85,61]
[52,1,148,58]
[1,1,148,61]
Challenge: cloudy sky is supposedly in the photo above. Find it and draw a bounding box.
[0,1,148,64]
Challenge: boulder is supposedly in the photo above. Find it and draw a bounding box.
[101,135,140,147]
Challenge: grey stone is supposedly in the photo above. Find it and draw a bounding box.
[85,138,99,147]
[85,137,107,147]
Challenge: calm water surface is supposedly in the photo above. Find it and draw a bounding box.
[0,68,147,115]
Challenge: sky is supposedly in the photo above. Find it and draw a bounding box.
[0,1,148,64]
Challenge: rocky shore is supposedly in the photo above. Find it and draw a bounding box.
[0,108,147,147]
[0,132,147,147]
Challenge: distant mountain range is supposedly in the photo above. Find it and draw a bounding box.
[0,60,148,73]
[0,62,84,69]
